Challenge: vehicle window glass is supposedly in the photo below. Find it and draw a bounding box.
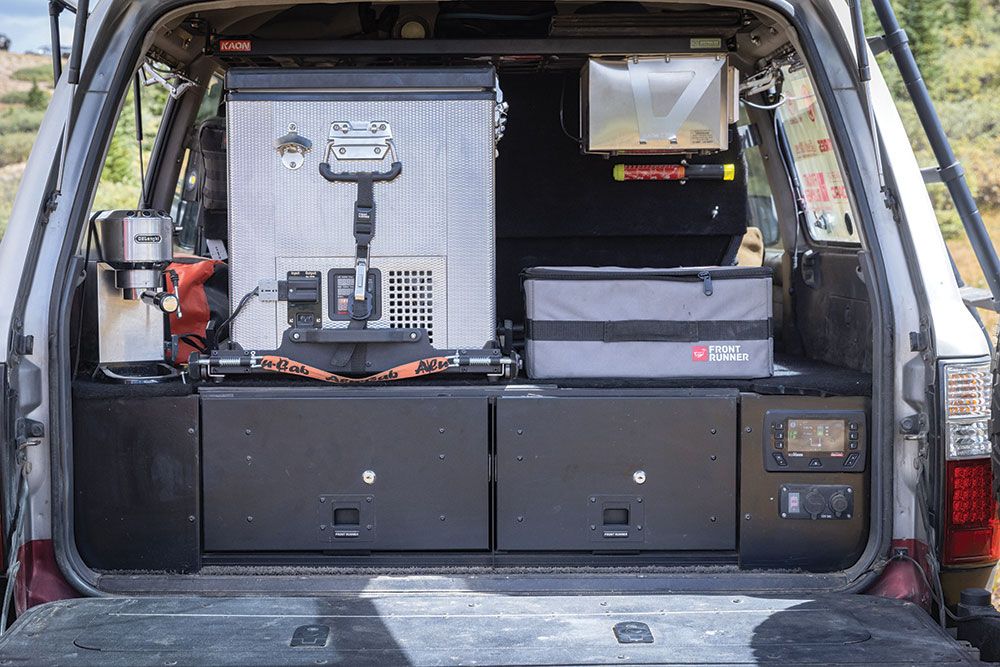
[92,79,168,211]
[195,76,224,124]
[171,148,199,249]
[777,66,859,244]
[171,76,223,249]
[739,109,781,249]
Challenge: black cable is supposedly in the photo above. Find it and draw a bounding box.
[134,72,148,209]
[178,334,208,354]
[558,75,581,144]
[214,287,258,345]
[771,107,805,268]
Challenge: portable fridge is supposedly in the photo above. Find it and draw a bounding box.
[225,68,500,351]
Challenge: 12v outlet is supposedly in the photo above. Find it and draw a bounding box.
[779,484,854,520]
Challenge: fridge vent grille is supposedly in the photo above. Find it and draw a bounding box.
[387,270,434,343]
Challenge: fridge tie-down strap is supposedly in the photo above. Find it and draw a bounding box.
[258,354,452,384]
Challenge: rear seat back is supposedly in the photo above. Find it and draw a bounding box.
[197,115,228,252]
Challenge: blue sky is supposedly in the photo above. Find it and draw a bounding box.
[0,0,76,54]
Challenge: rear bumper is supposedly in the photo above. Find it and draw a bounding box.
[0,592,981,666]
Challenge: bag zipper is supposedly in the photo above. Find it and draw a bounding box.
[698,270,713,296]
[522,267,772,282]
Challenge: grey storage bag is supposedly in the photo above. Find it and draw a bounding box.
[523,266,773,379]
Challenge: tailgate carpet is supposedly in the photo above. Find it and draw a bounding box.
[0,593,977,665]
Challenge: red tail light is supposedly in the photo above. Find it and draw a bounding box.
[944,458,1000,565]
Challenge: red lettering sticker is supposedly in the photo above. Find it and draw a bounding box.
[692,346,708,362]
[219,40,252,52]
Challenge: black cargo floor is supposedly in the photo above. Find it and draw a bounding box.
[1,593,975,665]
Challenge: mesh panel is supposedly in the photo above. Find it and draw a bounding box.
[387,270,435,344]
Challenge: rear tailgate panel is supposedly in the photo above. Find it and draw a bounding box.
[0,593,978,665]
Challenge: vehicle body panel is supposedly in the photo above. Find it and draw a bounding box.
[0,593,981,665]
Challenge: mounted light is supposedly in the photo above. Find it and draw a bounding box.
[943,360,992,459]
[940,359,999,566]
[944,459,1000,565]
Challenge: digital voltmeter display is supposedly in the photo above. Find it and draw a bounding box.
[762,410,867,473]
[785,419,846,453]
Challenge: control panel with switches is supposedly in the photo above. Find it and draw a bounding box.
[763,410,866,472]
[779,484,854,520]
[739,395,870,571]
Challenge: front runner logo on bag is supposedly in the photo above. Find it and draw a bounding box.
[692,344,751,362]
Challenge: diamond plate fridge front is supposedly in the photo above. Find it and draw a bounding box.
[225,68,498,350]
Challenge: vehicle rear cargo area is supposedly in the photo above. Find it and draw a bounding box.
[67,1,876,581]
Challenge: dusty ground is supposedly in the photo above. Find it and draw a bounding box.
[0,52,53,97]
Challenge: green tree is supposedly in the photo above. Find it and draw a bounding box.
[900,0,945,84]
[25,80,47,110]
[99,87,138,184]
[953,0,979,24]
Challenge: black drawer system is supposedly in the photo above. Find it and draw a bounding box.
[200,393,490,552]
[495,393,737,551]
[72,387,870,571]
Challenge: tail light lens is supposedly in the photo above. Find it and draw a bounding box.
[943,362,992,459]
[944,459,1000,564]
[941,359,998,566]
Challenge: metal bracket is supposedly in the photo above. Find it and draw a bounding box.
[921,161,965,185]
[140,60,197,100]
[740,63,783,98]
[866,34,888,56]
[800,250,820,289]
[909,330,928,352]
[494,75,509,147]
[14,418,43,447]
[289,328,424,344]
[326,121,395,161]
[899,413,928,436]
[881,185,901,223]
[11,335,33,356]
[960,285,998,312]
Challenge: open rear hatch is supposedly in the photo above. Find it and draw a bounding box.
[0,592,980,665]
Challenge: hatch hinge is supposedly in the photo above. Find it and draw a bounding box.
[882,184,901,223]
[42,191,59,222]
[11,335,33,357]
[909,329,928,352]
[899,412,928,437]
[13,418,43,448]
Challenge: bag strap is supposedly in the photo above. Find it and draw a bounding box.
[525,319,771,342]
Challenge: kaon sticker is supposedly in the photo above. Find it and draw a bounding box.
[219,40,252,52]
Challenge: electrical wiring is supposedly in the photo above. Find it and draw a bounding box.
[214,286,259,343]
